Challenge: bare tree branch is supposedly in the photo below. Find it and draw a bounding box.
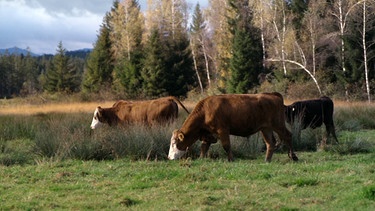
[267,58,322,94]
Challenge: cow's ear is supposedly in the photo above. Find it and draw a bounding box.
[97,106,103,117]
[172,130,184,142]
[178,132,184,142]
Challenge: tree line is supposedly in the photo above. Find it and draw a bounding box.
[1,0,374,101]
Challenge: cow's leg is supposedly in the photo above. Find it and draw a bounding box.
[261,128,276,162]
[217,131,233,161]
[200,141,211,158]
[325,123,339,144]
[199,132,217,158]
[275,126,298,161]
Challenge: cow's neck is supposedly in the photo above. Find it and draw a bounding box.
[179,112,204,148]
[103,107,120,126]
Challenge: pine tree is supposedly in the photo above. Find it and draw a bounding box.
[45,41,80,93]
[141,28,168,97]
[143,0,194,97]
[110,0,145,97]
[113,46,143,98]
[82,12,115,93]
[21,50,39,95]
[0,54,13,97]
[290,0,309,38]
[227,0,263,94]
[165,32,194,96]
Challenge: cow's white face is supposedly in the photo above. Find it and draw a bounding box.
[90,108,103,129]
[168,131,186,160]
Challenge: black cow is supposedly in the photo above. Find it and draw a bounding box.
[285,96,338,143]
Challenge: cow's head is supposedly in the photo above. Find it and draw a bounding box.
[285,105,296,124]
[90,106,104,129]
[168,130,187,160]
[286,103,304,123]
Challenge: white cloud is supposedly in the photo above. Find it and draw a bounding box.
[0,0,208,54]
[0,0,111,54]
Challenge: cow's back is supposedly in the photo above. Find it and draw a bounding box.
[114,98,178,125]
[147,98,178,123]
[289,96,334,129]
[188,93,285,137]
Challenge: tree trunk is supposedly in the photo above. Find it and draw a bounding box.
[362,0,370,102]
[200,39,211,89]
[191,45,204,94]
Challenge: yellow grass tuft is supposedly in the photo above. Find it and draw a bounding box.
[1,97,374,115]
[0,102,115,115]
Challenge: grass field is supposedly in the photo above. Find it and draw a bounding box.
[0,98,375,210]
[1,152,374,210]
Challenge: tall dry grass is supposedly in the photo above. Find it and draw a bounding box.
[0,102,114,115]
[0,98,197,115]
[1,97,375,165]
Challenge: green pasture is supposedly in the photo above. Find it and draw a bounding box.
[0,105,375,210]
[1,153,374,210]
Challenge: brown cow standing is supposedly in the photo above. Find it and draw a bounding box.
[168,92,298,162]
[90,96,189,129]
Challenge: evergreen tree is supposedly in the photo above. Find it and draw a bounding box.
[143,0,194,97]
[82,12,114,93]
[141,28,168,97]
[165,32,194,96]
[44,41,80,93]
[0,53,35,97]
[113,46,143,98]
[289,0,309,38]
[21,51,39,95]
[0,54,12,97]
[227,0,263,94]
[110,0,144,97]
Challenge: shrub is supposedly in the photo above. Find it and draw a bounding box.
[286,81,320,100]
[335,105,375,130]
[257,79,288,96]
[0,139,35,165]
[32,113,175,161]
[323,139,373,155]
[0,115,37,165]
[287,113,319,151]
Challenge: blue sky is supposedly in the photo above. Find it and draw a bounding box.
[0,0,208,54]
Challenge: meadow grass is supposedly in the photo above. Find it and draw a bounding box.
[0,152,374,210]
[0,99,375,210]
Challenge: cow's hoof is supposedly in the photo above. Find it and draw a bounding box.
[289,153,298,161]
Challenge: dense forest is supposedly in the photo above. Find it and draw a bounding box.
[0,0,374,101]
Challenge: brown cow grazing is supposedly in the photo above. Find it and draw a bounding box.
[168,93,298,162]
[90,96,189,129]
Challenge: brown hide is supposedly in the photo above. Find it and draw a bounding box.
[97,96,189,126]
[173,92,298,162]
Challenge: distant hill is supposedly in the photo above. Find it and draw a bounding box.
[0,47,92,59]
[0,47,39,57]
[66,48,92,59]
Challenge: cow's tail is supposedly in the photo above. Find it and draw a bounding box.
[169,96,190,114]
